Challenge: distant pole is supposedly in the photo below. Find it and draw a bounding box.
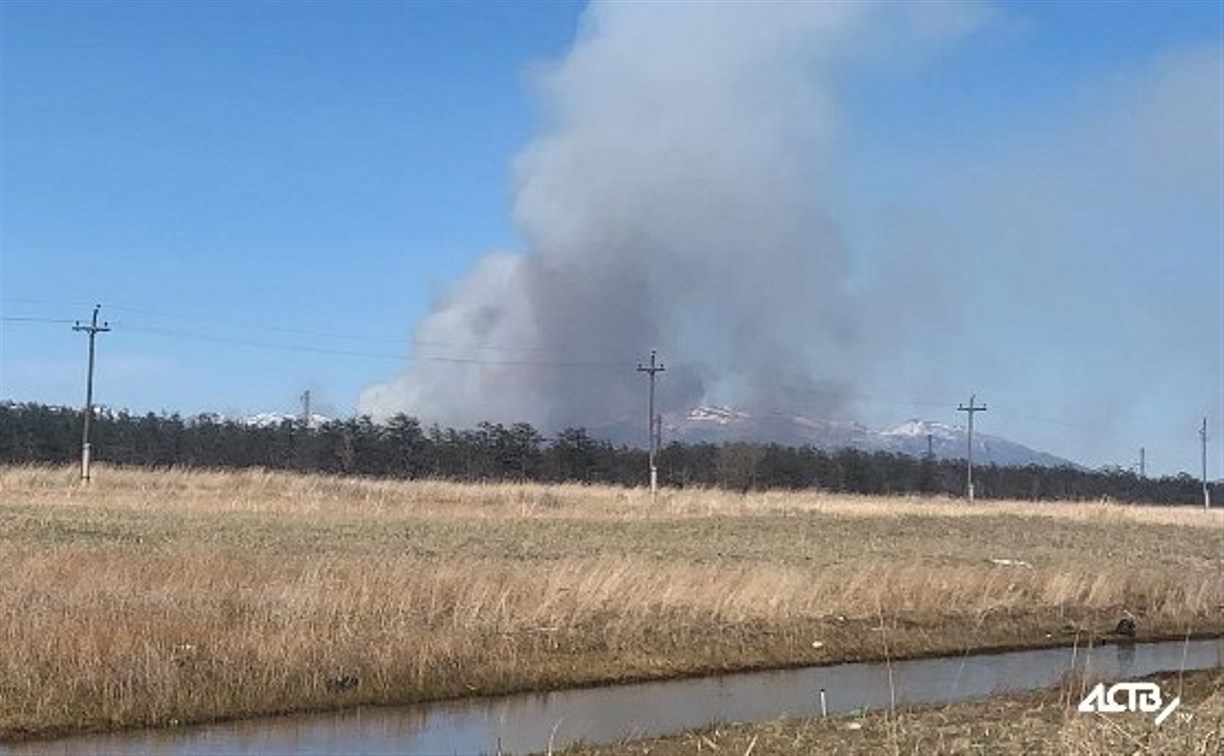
[73,304,111,483]
[301,390,312,428]
[920,432,935,495]
[1139,447,1145,478]
[636,350,665,497]
[1201,418,1210,509]
[956,394,987,501]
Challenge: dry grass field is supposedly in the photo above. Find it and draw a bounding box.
[1,465,1221,741]
[569,669,1223,755]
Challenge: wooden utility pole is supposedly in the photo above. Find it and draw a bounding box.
[636,351,664,497]
[73,304,110,483]
[956,394,986,501]
[1201,418,1210,509]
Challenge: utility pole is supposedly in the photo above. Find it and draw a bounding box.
[301,390,312,428]
[636,350,664,497]
[1139,447,1145,478]
[73,304,110,483]
[921,433,935,495]
[1201,418,1210,509]
[956,394,987,501]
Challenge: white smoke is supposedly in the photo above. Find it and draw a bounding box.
[358,1,993,431]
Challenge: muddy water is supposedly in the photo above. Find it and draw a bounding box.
[9,638,1221,755]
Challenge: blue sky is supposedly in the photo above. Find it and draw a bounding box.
[2,0,582,411]
[1,0,1220,476]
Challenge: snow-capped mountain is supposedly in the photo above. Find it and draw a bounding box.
[875,419,1074,467]
[665,406,1076,468]
[669,406,873,449]
[243,412,332,428]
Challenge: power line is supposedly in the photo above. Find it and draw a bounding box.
[2,295,612,357]
[4,304,629,369]
[0,296,98,309]
[0,316,77,324]
[119,324,628,370]
[2,299,1202,472]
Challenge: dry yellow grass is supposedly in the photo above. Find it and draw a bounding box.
[8,463,1222,525]
[1,465,1221,741]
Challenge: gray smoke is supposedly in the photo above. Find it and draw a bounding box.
[359,1,988,431]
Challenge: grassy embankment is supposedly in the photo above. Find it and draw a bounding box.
[1,465,1221,741]
[568,669,1223,755]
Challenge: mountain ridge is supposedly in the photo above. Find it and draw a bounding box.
[662,405,1077,468]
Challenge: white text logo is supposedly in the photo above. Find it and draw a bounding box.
[1078,681,1181,726]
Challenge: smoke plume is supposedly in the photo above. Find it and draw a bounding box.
[359,2,987,431]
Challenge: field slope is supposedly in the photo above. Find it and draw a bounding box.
[1,465,1220,740]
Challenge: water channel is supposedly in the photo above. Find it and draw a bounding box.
[8,637,1221,755]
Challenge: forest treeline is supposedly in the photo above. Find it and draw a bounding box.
[1,401,1216,505]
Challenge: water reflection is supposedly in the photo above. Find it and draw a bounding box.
[1116,642,1136,678]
